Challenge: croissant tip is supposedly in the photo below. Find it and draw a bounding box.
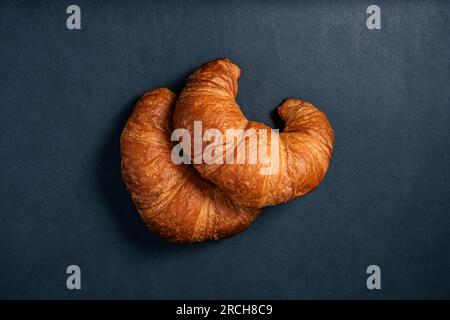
[142,87,174,96]
[282,98,305,105]
[212,57,233,64]
[279,98,318,110]
[199,57,238,70]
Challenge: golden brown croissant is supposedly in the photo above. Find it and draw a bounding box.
[174,59,334,208]
[120,59,334,243]
[121,89,259,243]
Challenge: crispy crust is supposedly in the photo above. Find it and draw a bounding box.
[174,59,334,208]
[120,89,259,243]
[121,59,334,243]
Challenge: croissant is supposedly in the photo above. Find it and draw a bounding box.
[120,89,259,243]
[174,59,334,208]
[120,59,334,243]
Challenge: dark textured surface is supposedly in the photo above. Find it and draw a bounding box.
[0,0,449,299]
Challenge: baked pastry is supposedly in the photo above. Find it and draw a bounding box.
[121,59,334,242]
[174,59,334,208]
[121,89,259,242]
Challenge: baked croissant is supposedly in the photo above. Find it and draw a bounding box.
[174,59,334,208]
[120,59,334,243]
[121,89,259,243]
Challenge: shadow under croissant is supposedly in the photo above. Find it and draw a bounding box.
[270,107,285,132]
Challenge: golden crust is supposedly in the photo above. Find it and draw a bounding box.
[174,59,334,208]
[120,59,334,243]
[120,88,259,243]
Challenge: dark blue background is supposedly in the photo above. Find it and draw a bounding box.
[1,0,449,299]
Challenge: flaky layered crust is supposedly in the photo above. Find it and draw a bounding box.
[121,89,259,242]
[120,59,334,242]
[174,59,334,208]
